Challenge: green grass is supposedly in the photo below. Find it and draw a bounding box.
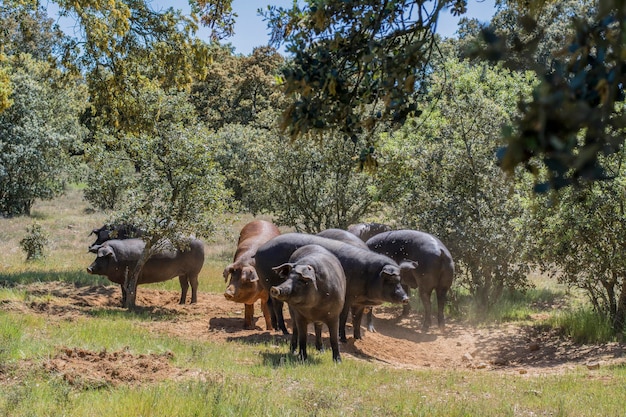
[0,269,109,287]
[2,187,626,416]
[444,276,616,344]
[1,308,626,416]
[446,276,573,325]
[2,312,626,417]
[546,308,616,343]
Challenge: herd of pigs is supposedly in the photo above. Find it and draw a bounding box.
[85,221,454,362]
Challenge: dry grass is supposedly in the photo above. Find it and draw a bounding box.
[0,186,105,270]
[0,186,285,294]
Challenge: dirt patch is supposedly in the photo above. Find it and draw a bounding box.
[44,347,178,388]
[3,282,626,386]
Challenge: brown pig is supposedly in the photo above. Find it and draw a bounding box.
[223,220,280,330]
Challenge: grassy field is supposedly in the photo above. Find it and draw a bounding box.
[0,185,245,295]
[1,187,626,416]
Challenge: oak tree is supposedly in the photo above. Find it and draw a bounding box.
[379,58,535,307]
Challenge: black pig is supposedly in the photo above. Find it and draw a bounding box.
[254,233,410,341]
[271,245,346,362]
[367,229,454,330]
[87,238,204,305]
[88,224,144,253]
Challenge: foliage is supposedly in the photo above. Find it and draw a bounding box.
[190,45,286,130]
[261,0,626,191]
[0,3,83,216]
[213,123,386,232]
[208,123,261,205]
[19,222,49,260]
[0,53,86,216]
[379,58,536,307]
[80,85,232,307]
[118,118,227,308]
[0,53,11,114]
[0,2,67,60]
[192,0,236,41]
[264,0,465,139]
[459,0,596,70]
[0,1,72,112]
[472,0,626,190]
[83,140,136,211]
[521,151,626,331]
[120,124,229,242]
[56,0,211,138]
[106,93,229,308]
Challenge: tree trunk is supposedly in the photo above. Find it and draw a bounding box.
[123,243,153,310]
[613,276,626,333]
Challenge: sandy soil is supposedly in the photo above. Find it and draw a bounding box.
[2,282,625,387]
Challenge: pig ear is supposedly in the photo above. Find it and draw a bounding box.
[401,260,419,271]
[223,264,234,282]
[399,261,419,288]
[272,263,293,278]
[381,264,400,279]
[245,268,259,282]
[294,265,317,290]
[294,264,315,280]
[88,244,102,254]
[98,246,117,263]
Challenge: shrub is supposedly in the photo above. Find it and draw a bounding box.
[19,223,49,260]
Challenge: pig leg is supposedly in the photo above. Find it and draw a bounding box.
[260,294,273,330]
[365,307,376,332]
[339,301,351,342]
[287,305,299,355]
[244,303,255,329]
[419,288,433,330]
[401,285,411,316]
[290,330,298,356]
[266,297,278,330]
[314,323,323,351]
[120,284,127,307]
[178,275,189,304]
[288,305,298,353]
[326,318,341,362]
[273,299,289,335]
[436,286,448,329]
[295,314,309,361]
[351,305,365,340]
[189,274,199,304]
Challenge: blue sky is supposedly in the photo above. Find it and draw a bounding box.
[47,0,497,56]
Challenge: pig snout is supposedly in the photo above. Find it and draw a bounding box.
[86,266,93,274]
[224,287,235,300]
[393,287,410,304]
[270,286,281,298]
[270,286,289,301]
